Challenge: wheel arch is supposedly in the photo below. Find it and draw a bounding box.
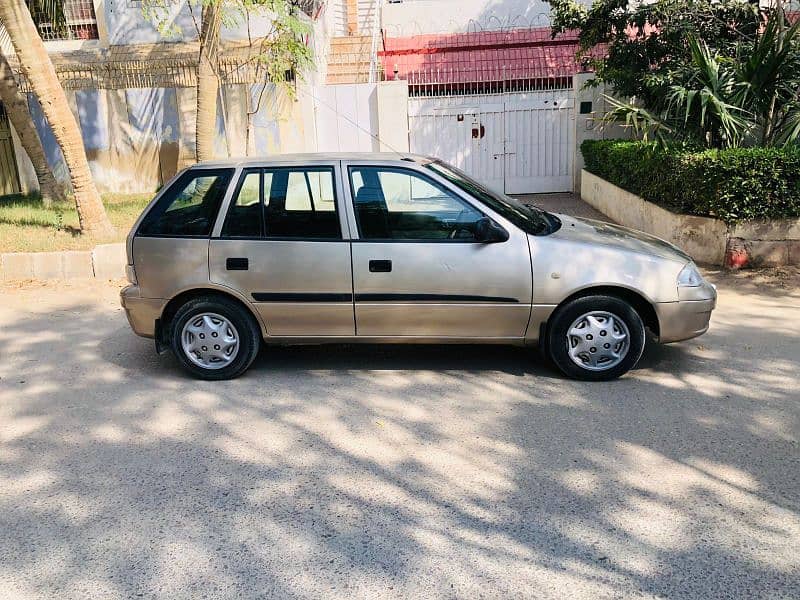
[156,286,267,351]
[551,285,660,338]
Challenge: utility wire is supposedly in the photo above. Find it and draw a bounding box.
[296,84,407,155]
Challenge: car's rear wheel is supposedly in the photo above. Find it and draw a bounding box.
[170,296,261,380]
[546,295,645,381]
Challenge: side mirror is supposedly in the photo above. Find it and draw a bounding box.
[474,217,509,243]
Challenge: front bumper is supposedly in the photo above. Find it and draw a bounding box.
[655,284,717,343]
[120,285,165,338]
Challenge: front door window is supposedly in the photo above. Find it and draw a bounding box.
[348,166,484,241]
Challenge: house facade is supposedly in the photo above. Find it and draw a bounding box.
[0,0,606,197]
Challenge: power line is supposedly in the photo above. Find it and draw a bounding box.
[297,83,406,154]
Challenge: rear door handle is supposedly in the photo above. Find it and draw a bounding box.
[226,257,249,271]
[369,260,392,273]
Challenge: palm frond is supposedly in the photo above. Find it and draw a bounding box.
[773,105,800,147]
[600,94,674,145]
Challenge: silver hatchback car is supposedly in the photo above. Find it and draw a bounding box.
[121,153,716,381]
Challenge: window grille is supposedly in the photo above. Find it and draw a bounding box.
[406,68,573,98]
[29,0,99,41]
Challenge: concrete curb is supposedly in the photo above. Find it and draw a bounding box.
[1,243,126,282]
[581,170,800,268]
[92,243,128,279]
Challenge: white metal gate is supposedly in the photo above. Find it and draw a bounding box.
[408,89,575,195]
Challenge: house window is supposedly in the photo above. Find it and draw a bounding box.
[292,0,324,18]
[29,0,99,41]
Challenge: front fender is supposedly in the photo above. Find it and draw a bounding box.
[529,236,684,305]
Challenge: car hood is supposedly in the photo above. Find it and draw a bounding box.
[549,214,692,263]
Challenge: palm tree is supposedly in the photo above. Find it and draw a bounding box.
[0,51,66,206]
[603,24,800,149]
[195,1,222,162]
[0,0,114,236]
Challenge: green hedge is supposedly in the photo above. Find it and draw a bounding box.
[580,140,800,223]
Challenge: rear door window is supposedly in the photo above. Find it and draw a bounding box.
[221,170,262,237]
[223,166,341,239]
[138,169,233,237]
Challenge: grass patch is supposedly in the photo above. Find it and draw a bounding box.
[0,193,153,253]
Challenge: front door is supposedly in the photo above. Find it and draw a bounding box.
[209,164,354,336]
[345,163,532,338]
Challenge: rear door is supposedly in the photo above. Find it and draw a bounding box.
[344,161,532,338]
[209,162,354,337]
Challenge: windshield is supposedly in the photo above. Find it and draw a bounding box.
[425,161,560,236]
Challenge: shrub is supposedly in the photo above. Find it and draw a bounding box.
[580,139,800,223]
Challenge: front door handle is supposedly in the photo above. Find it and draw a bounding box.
[226,257,249,271]
[369,259,392,273]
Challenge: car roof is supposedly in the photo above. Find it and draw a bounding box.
[193,152,433,168]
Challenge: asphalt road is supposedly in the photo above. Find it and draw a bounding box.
[0,269,798,599]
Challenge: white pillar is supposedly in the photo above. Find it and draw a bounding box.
[376,80,409,153]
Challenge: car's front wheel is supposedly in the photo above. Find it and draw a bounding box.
[546,295,645,381]
[170,296,261,380]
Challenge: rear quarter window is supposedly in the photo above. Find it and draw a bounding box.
[138,168,234,237]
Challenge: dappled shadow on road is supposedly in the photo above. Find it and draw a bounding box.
[0,288,798,598]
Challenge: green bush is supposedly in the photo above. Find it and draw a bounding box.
[580,140,800,223]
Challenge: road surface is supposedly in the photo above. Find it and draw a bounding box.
[0,268,798,599]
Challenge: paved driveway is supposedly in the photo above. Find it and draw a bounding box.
[0,267,798,599]
[516,192,613,221]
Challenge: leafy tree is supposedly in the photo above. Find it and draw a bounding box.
[546,0,800,148]
[547,0,761,104]
[144,0,313,162]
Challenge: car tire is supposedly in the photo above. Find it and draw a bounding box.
[546,295,645,381]
[170,295,261,380]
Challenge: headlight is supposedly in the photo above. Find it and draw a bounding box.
[677,262,703,287]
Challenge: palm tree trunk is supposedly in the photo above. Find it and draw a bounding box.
[196,1,222,163]
[0,1,114,237]
[763,93,778,146]
[763,2,786,147]
[0,51,66,207]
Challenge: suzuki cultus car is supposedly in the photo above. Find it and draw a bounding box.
[121,153,716,381]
